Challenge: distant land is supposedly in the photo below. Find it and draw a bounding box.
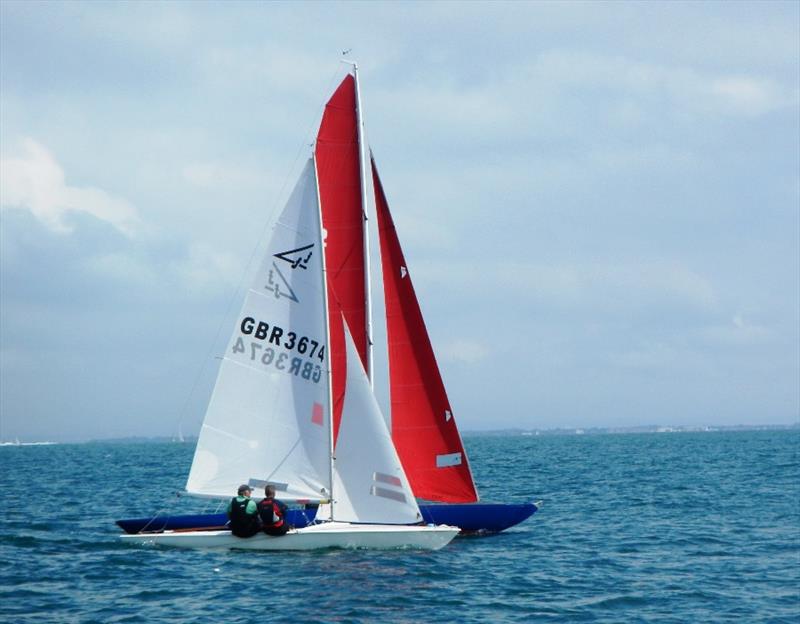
[2,423,796,445]
[466,423,800,437]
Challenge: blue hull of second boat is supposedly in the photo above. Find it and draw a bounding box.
[420,502,538,534]
[115,502,538,536]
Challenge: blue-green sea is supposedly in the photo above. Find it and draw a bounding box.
[1,430,798,623]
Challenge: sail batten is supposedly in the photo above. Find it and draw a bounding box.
[372,157,479,504]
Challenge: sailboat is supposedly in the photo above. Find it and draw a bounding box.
[117,65,536,542]
[315,67,538,533]
[119,142,457,551]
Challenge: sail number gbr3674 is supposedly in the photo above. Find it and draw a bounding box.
[232,316,325,383]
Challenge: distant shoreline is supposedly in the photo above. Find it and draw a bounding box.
[2,422,797,445]
[465,422,800,437]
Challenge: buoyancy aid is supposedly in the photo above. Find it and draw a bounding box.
[229,496,260,537]
[258,498,285,528]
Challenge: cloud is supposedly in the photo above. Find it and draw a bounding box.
[708,77,797,116]
[172,242,241,295]
[439,339,490,364]
[525,50,799,119]
[83,242,242,299]
[608,341,682,371]
[416,260,717,315]
[0,138,139,236]
[182,161,268,191]
[1,2,796,440]
[196,43,333,97]
[86,251,159,288]
[700,314,773,347]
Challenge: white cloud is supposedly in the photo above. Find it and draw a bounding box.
[522,50,798,120]
[87,252,158,286]
[0,138,139,236]
[182,161,268,191]
[197,44,332,97]
[608,342,681,371]
[416,260,717,313]
[708,77,798,116]
[586,262,718,310]
[439,339,490,364]
[74,237,241,304]
[172,242,241,295]
[1,2,796,440]
[700,314,772,347]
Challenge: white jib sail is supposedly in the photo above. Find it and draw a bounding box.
[326,321,422,524]
[186,159,331,502]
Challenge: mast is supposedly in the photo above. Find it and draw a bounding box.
[313,153,336,521]
[344,60,374,387]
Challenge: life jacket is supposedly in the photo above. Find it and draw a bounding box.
[258,498,285,528]
[229,496,260,537]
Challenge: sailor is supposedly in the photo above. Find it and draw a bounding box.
[227,484,261,537]
[258,484,291,536]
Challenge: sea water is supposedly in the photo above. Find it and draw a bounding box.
[0,430,797,623]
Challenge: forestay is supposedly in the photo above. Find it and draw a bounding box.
[185,159,331,502]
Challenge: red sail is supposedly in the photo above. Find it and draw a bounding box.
[315,74,367,444]
[372,158,478,503]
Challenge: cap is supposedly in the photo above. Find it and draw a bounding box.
[238,484,252,494]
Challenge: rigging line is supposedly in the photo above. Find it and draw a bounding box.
[174,63,347,441]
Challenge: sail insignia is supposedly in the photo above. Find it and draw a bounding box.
[373,472,402,486]
[370,486,408,503]
[265,262,299,302]
[371,471,407,503]
[274,243,314,270]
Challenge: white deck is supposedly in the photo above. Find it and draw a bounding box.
[120,521,458,551]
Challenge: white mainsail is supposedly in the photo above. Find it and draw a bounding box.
[186,159,331,502]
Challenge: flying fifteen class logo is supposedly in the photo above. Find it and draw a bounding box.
[265,263,298,302]
[265,244,315,302]
[274,244,314,270]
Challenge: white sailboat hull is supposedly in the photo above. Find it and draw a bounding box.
[119,521,458,551]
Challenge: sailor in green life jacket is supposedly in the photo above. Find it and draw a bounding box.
[258,484,291,536]
[227,484,261,537]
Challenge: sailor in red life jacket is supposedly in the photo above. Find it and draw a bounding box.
[258,484,291,536]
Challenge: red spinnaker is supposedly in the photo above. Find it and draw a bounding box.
[315,75,367,444]
[372,158,478,503]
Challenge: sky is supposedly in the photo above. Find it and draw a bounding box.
[1,1,798,442]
